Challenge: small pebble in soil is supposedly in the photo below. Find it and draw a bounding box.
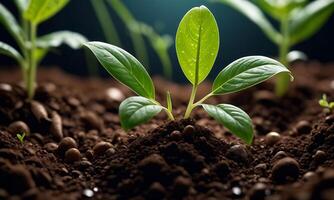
[325,115,334,123]
[93,141,113,156]
[57,137,77,156]
[214,160,230,179]
[147,182,166,199]
[93,187,98,192]
[81,111,103,131]
[265,132,281,145]
[170,130,182,141]
[174,176,192,196]
[183,125,195,136]
[313,150,326,164]
[295,120,312,135]
[232,186,243,197]
[106,87,125,102]
[44,142,58,152]
[272,151,288,162]
[254,163,267,175]
[272,157,300,184]
[254,90,275,102]
[50,111,63,141]
[8,121,30,136]
[303,171,317,182]
[248,183,270,200]
[65,148,81,163]
[30,101,49,122]
[0,83,12,91]
[226,145,248,164]
[82,189,94,198]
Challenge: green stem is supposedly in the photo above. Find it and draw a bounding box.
[275,18,291,96]
[27,23,37,100]
[184,85,198,119]
[151,99,174,120]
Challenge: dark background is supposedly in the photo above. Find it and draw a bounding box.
[0,0,333,82]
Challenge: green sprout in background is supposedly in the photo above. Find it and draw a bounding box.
[16,132,26,143]
[213,0,334,96]
[0,0,87,99]
[319,94,334,112]
[90,0,173,78]
[84,5,293,144]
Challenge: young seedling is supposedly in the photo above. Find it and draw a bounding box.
[84,5,293,144]
[16,132,26,143]
[319,94,334,112]
[0,0,87,99]
[213,0,334,96]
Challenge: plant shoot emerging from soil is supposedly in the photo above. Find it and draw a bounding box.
[16,132,26,143]
[214,0,334,96]
[319,94,334,112]
[85,5,293,144]
[0,0,87,99]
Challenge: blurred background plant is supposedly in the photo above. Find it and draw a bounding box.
[213,0,334,96]
[90,0,173,78]
[0,0,333,83]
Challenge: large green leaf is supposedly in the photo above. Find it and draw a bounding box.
[289,0,334,45]
[0,41,23,64]
[84,42,155,99]
[214,0,281,44]
[212,56,292,95]
[176,5,219,85]
[0,3,24,46]
[36,31,87,49]
[202,104,253,144]
[119,96,162,130]
[255,0,307,20]
[24,0,69,24]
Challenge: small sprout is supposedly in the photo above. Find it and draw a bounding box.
[16,132,26,143]
[214,0,334,96]
[0,1,87,99]
[84,6,293,144]
[319,94,334,112]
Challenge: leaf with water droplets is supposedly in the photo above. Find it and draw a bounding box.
[176,5,219,85]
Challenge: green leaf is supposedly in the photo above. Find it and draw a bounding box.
[176,5,219,85]
[14,0,29,12]
[319,99,329,107]
[119,96,163,130]
[202,104,253,144]
[212,56,293,95]
[289,0,334,45]
[0,3,24,46]
[24,0,69,24]
[255,0,307,20]
[36,31,87,49]
[213,0,281,44]
[0,41,23,63]
[329,102,334,109]
[84,42,155,99]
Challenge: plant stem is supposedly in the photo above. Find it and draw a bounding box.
[151,99,174,120]
[184,85,198,119]
[27,23,37,100]
[275,17,291,96]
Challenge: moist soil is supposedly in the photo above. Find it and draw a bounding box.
[0,62,334,200]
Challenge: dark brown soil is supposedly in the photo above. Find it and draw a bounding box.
[0,61,334,200]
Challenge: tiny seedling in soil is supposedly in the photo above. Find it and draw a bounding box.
[214,0,334,96]
[85,5,293,144]
[0,0,87,99]
[319,94,334,112]
[16,132,26,143]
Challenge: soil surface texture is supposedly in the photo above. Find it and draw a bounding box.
[0,62,334,200]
